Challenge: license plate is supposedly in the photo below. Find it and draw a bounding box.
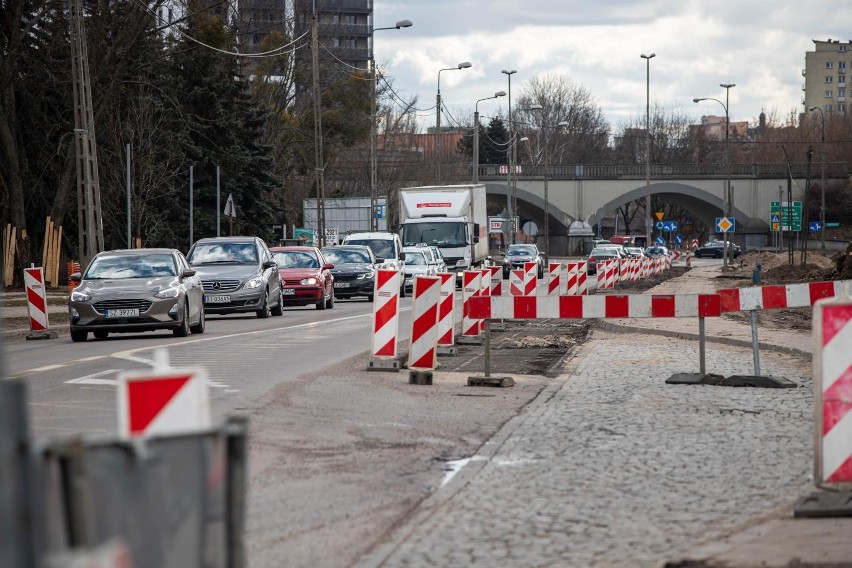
[334,282,349,288]
[106,308,139,318]
[282,288,295,295]
[205,295,231,303]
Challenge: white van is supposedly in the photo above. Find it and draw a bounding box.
[342,232,406,297]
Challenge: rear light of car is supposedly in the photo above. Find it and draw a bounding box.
[588,256,596,263]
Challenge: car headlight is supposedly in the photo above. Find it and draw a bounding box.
[301,277,317,286]
[70,290,91,302]
[244,277,264,289]
[356,272,372,279]
[154,287,181,299]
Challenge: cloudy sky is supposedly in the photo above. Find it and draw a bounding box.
[370,0,852,131]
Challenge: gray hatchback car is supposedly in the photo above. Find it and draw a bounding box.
[68,248,205,342]
[186,236,284,318]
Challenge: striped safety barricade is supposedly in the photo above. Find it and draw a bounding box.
[24,267,50,333]
[576,261,588,295]
[407,275,441,371]
[489,265,502,296]
[436,272,456,352]
[523,261,538,296]
[548,262,562,296]
[479,268,492,333]
[813,288,852,488]
[509,269,525,296]
[461,270,483,337]
[719,280,852,313]
[566,262,580,296]
[369,269,402,369]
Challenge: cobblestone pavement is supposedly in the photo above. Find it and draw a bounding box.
[358,265,837,568]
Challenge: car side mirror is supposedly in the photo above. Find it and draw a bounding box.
[70,272,81,282]
[375,257,385,263]
[181,268,197,279]
[262,260,276,269]
[398,253,405,261]
[323,262,334,270]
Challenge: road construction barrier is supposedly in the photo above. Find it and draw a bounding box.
[672,251,682,261]
[66,260,81,292]
[24,267,50,333]
[479,268,492,333]
[488,265,502,296]
[718,280,852,313]
[436,272,455,348]
[509,269,524,296]
[370,269,401,361]
[548,262,562,296]
[523,261,537,295]
[813,289,852,488]
[461,270,483,337]
[686,250,692,267]
[576,261,588,295]
[468,293,722,320]
[408,275,441,371]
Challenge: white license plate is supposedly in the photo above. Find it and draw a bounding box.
[205,295,231,304]
[282,288,295,295]
[334,282,349,288]
[106,308,139,318]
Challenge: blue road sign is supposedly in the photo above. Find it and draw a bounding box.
[655,236,664,245]
[675,234,682,244]
[809,221,822,233]
[655,221,664,230]
[715,217,735,233]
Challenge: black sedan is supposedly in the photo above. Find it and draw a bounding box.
[695,240,742,259]
[320,245,379,301]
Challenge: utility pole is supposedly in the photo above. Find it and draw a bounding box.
[70,0,103,267]
[311,1,326,246]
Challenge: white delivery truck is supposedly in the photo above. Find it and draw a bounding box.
[398,185,488,282]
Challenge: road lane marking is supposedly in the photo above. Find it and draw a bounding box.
[65,369,119,386]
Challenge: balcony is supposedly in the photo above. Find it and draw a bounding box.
[839,96,846,102]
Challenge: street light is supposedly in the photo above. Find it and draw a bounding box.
[808,105,826,254]
[640,53,655,246]
[693,82,735,269]
[369,19,412,231]
[502,69,517,244]
[436,61,472,184]
[472,90,506,184]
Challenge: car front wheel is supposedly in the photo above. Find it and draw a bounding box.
[257,290,272,318]
[70,329,87,342]
[174,304,191,337]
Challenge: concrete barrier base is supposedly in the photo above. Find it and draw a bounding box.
[368,356,404,372]
[794,491,852,518]
[467,376,515,388]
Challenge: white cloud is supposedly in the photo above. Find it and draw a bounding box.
[372,0,852,130]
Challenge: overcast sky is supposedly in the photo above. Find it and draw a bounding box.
[370,0,852,131]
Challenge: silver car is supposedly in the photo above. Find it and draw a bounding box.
[68,248,205,342]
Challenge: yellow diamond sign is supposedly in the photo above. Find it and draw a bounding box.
[717,217,733,233]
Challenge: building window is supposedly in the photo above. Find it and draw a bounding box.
[826,76,833,82]
[826,61,834,68]
[825,104,833,112]
[825,90,833,97]
[840,89,846,97]
[841,45,848,52]
[344,15,357,25]
[253,34,259,45]
[840,104,847,112]
[333,38,340,47]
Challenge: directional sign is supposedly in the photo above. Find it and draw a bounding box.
[716,217,735,233]
[655,236,664,245]
[770,201,802,232]
[656,221,664,230]
[809,221,823,233]
[675,234,683,244]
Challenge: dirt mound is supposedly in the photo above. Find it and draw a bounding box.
[727,251,839,284]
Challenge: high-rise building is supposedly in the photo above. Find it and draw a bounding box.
[803,38,850,115]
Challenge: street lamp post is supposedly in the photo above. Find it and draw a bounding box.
[436,62,472,185]
[694,83,735,269]
[640,53,655,246]
[808,106,826,254]
[502,69,517,244]
[473,91,506,184]
[369,19,411,231]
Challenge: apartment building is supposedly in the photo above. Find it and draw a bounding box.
[293,0,372,79]
[803,38,850,114]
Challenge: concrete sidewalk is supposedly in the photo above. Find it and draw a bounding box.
[358,264,852,568]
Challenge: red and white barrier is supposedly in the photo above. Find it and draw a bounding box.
[523,261,538,296]
[619,258,630,283]
[576,261,588,295]
[509,269,524,296]
[461,270,482,337]
[719,280,852,313]
[489,265,502,296]
[813,290,852,486]
[566,262,579,296]
[686,250,692,267]
[479,268,491,333]
[436,272,455,348]
[672,251,682,261]
[371,269,401,360]
[468,293,722,320]
[408,276,441,371]
[548,262,562,296]
[24,267,50,332]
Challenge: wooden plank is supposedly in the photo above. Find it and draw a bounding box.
[41,216,51,268]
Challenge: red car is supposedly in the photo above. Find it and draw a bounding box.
[270,246,335,310]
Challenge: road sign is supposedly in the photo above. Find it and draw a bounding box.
[826,222,841,228]
[655,211,665,221]
[675,234,682,244]
[684,216,693,225]
[117,360,210,439]
[770,212,781,231]
[655,236,664,245]
[372,204,385,219]
[522,221,538,236]
[663,221,678,232]
[488,216,505,234]
[655,221,664,230]
[770,201,802,232]
[809,221,823,233]
[716,217,735,233]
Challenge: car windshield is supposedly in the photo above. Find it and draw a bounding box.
[272,250,319,268]
[345,239,395,260]
[188,243,257,265]
[322,249,370,264]
[626,247,642,255]
[404,252,426,266]
[508,246,536,256]
[590,249,617,256]
[85,253,177,279]
[402,222,466,247]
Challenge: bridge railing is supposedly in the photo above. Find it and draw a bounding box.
[474,162,848,180]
